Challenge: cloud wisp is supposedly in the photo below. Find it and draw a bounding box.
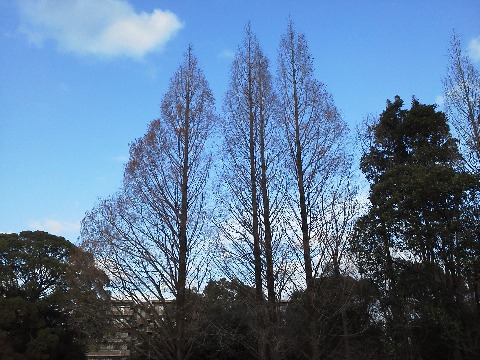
[467,36,480,63]
[115,155,129,163]
[28,219,80,239]
[219,49,235,59]
[435,95,444,107]
[18,0,183,59]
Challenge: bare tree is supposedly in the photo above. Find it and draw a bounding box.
[444,32,480,173]
[277,21,349,360]
[81,46,216,360]
[217,24,287,360]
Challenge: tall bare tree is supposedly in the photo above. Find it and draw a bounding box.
[277,21,349,360]
[218,24,287,359]
[81,46,216,360]
[444,32,480,173]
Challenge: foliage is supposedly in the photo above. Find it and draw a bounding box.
[283,275,384,360]
[0,231,110,360]
[353,96,480,359]
[190,279,258,360]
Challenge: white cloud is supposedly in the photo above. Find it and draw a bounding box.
[18,0,183,58]
[467,36,480,63]
[28,219,80,238]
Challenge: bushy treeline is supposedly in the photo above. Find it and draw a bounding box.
[129,277,383,360]
[78,22,480,360]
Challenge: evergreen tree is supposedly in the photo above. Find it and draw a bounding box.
[0,231,109,360]
[353,96,480,359]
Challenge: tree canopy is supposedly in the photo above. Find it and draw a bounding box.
[353,96,480,359]
[0,231,110,360]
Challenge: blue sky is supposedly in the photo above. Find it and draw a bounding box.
[1,0,479,242]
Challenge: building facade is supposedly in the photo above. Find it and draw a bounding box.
[87,299,168,360]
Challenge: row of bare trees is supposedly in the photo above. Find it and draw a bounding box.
[214,21,354,359]
[80,23,479,360]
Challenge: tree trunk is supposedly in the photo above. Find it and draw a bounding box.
[175,47,192,360]
[290,47,317,360]
[247,42,266,360]
[259,83,277,359]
